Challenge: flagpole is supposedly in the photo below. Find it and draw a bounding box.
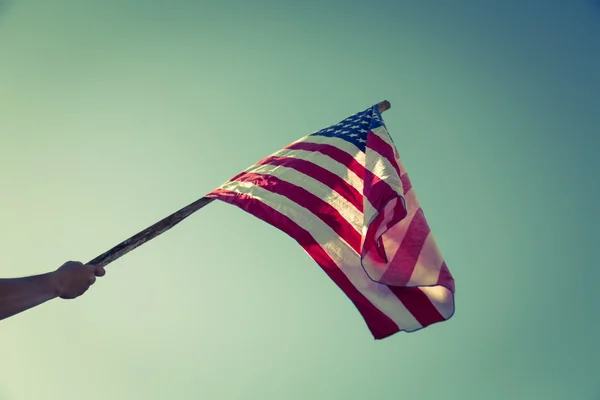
[87,196,216,267]
[88,100,391,267]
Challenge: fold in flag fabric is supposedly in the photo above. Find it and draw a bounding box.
[206,104,455,339]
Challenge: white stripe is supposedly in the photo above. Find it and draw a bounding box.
[219,181,423,331]
[270,148,364,193]
[374,189,420,282]
[364,146,404,197]
[241,163,363,233]
[288,132,403,216]
[419,286,454,320]
[296,128,402,194]
[371,126,397,158]
[374,198,398,239]
[304,131,404,200]
[298,135,366,166]
[407,231,444,287]
[270,147,378,219]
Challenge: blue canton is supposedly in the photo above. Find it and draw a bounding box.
[309,105,385,152]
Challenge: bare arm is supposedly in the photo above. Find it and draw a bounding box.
[0,261,106,321]
[0,272,60,320]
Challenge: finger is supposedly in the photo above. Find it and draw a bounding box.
[89,275,97,285]
[85,264,98,276]
[95,266,106,277]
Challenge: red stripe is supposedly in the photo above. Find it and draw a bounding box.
[362,197,408,264]
[286,140,399,211]
[366,133,402,179]
[400,173,412,194]
[391,193,409,224]
[286,142,365,180]
[437,261,455,293]
[257,156,363,212]
[364,171,399,211]
[388,286,446,327]
[387,208,431,286]
[231,172,362,254]
[206,188,400,339]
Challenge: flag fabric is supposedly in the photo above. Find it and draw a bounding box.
[206,104,455,339]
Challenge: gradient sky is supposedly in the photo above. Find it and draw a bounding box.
[1,1,599,399]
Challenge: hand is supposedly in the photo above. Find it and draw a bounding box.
[52,261,106,299]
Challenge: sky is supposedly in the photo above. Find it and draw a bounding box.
[0,1,599,399]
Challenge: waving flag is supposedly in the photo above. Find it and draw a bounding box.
[206,103,455,339]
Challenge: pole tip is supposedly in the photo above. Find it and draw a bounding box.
[377,100,391,113]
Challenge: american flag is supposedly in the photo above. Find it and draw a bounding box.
[206,104,455,339]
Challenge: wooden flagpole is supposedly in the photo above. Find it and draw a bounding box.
[88,100,391,267]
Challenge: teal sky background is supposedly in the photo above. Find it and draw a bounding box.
[1,1,599,399]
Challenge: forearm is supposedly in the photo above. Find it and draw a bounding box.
[0,272,60,321]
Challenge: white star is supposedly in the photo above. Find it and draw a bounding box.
[359,128,367,133]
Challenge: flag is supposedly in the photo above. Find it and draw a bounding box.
[206,103,455,339]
